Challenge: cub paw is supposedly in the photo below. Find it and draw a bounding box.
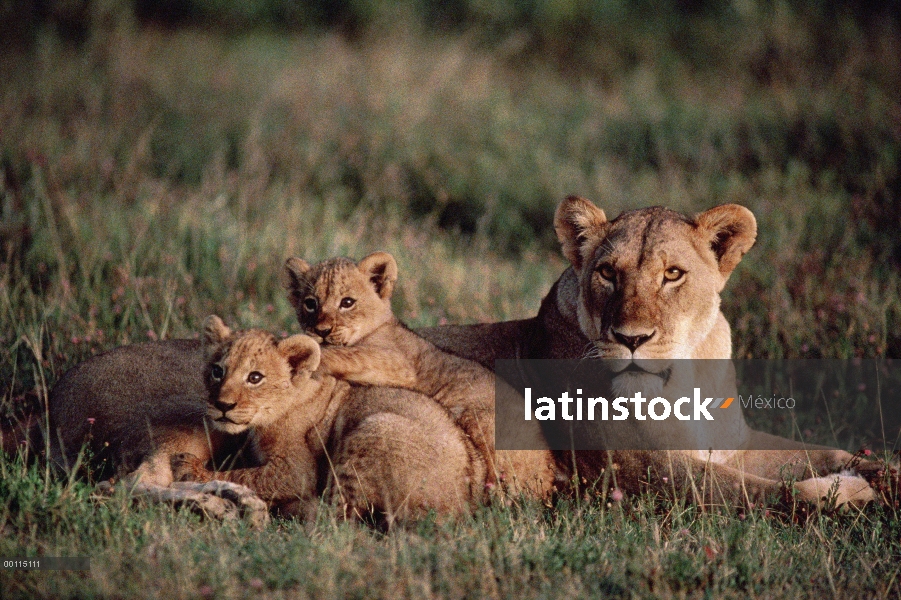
[170,452,212,483]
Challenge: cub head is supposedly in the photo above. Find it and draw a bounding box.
[202,315,321,434]
[554,196,756,364]
[280,251,398,346]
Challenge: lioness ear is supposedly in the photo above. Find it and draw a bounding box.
[203,315,232,347]
[357,251,398,300]
[694,204,757,278]
[277,334,322,380]
[554,196,608,271]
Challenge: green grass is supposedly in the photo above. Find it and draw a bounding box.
[2,453,900,599]
[2,3,901,597]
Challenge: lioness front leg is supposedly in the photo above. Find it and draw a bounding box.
[737,432,888,483]
[637,453,785,508]
[639,453,875,509]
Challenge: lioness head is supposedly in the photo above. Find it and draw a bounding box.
[280,252,398,346]
[554,196,756,364]
[202,315,321,434]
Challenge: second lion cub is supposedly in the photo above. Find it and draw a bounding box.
[174,315,484,523]
[281,252,558,498]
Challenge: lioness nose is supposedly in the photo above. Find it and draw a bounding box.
[315,327,332,338]
[612,329,655,352]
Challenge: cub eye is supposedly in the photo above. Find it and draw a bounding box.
[339,297,356,309]
[210,364,225,381]
[302,297,318,313]
[598,265,616,282]
[663,267,685,282]
[247,371,264,385]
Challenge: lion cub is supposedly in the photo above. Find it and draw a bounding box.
[173,315,485,522]
[169,315,328,513]
[281,252,557,497]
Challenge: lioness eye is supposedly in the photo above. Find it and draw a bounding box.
[303,297,318,313]
[598,265,616,282]
[664,267,684,282]
[340,297,356,309]
[211,364,225,381]
[247,371,264,384]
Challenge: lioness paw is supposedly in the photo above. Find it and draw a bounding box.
[793,473,876,509]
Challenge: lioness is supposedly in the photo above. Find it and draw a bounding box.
[419,197,879,508]
[279,252,558,498]
[173,316,484,522]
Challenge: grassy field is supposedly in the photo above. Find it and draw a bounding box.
[2,2,901,597]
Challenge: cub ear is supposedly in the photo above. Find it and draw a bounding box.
[277,334,322,380]
[694,204,757,278]
[357,251,398,300]
[203,315,232,347]
[554,196,608,271]
[280,257,312,304]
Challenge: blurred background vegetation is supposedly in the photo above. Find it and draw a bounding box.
[1,0,900,403]
[2,5,901,596]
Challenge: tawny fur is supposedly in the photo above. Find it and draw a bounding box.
[419,197,879,509]
[281,253,558,499]
[47,337,253,486]
[44,197,885,511]
[172,316,486,522]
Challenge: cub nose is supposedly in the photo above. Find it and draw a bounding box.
[314,326,332,338]
[612,328,655,352]
[213,398,236,413]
